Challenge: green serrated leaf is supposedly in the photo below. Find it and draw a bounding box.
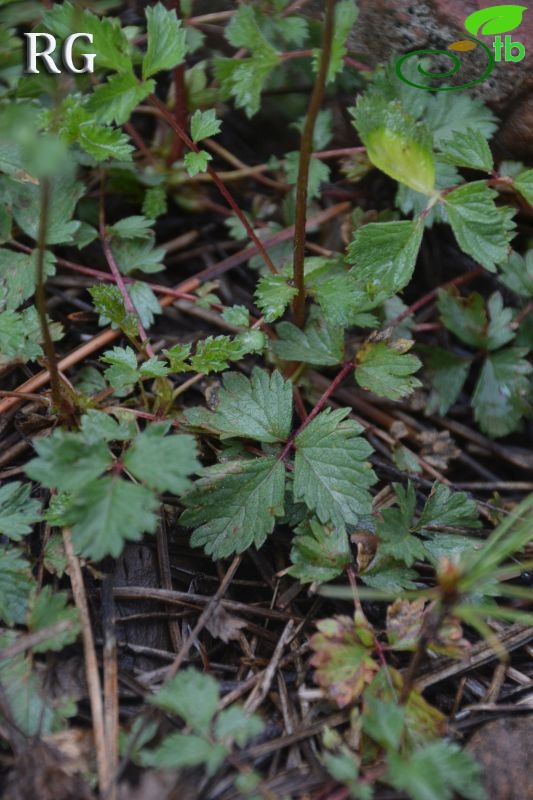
[437,289,515,350]
[141,732,226,774]
[187,368,293,443]
[124,424,199,494]
[181,457,285,558]
[0,248,55,312]
[294,408,375,529]
[444,181,514,272]
[254,273,298,322]
[89,284,138,338]
[439,128,493,172]
[88,72,154,126]
[44,1,132,72]
[150,667,219,735]
[190,109,222,143]
[377,483,426,567]
[27,586,80,653]
[0,545,35,625]
[184,149,212,176]
[101,345,139,389]
[214,705,264,747]
[289,518,351,584]
[387,740,485,800]
[313,0,357,84]
[418,482,481,532]
[65,477,159,560]
[26,430,112,492]
[356,340,422,400]
[347,220,423,303]
[272,311,344,366]
[0,481,41,541]
[189,335,244,373]
[143,2,187,79]
[285,152,330,200]
[472,347,532,437]
[352,95,435,195]
[421,346,471,416]
[498,251,533,297]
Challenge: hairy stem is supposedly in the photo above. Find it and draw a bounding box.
[292,0,335,327]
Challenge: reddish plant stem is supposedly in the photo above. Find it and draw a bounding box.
[166,0,188,164]
[148,93,278,275]
[123,121,156,164]
[388,266,484,328]
[292,0,335,327]
[280,359,353,460]
[98,186,155,357]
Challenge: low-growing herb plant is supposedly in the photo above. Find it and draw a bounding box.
[0,1,531,798]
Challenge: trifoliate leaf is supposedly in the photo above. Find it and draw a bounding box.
[87,72,154,126]
[150,668,219,735]
[351,95,435,195]
[0,481,41,541]
[26,430,112,492]
[190,109,222,143]
[439,128,493,172]
[387,741,485,800]
[472,347,532,437]
[184,150,212,176]
[498,251,533,298]
[314,0,357,83]
[289,518,351,584]
[355,340,422,400]
[64,477,159,560]
[272,311,344,366]
[188,368,293,443]
[443,181,514,272]
[437,289,515,350]
[44,1,132,72]
[27,586,80,653]
[142,2,187,79]
[0,545,35,625]
[310,615,379,706]
[421,346,471,416]
[418,482,481,532]
[294,408,375,529]
[181,456,285,558]
[124,424,199,494]
[347,220,423,302]
[254,273,298,322]
[189,335,244,373]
